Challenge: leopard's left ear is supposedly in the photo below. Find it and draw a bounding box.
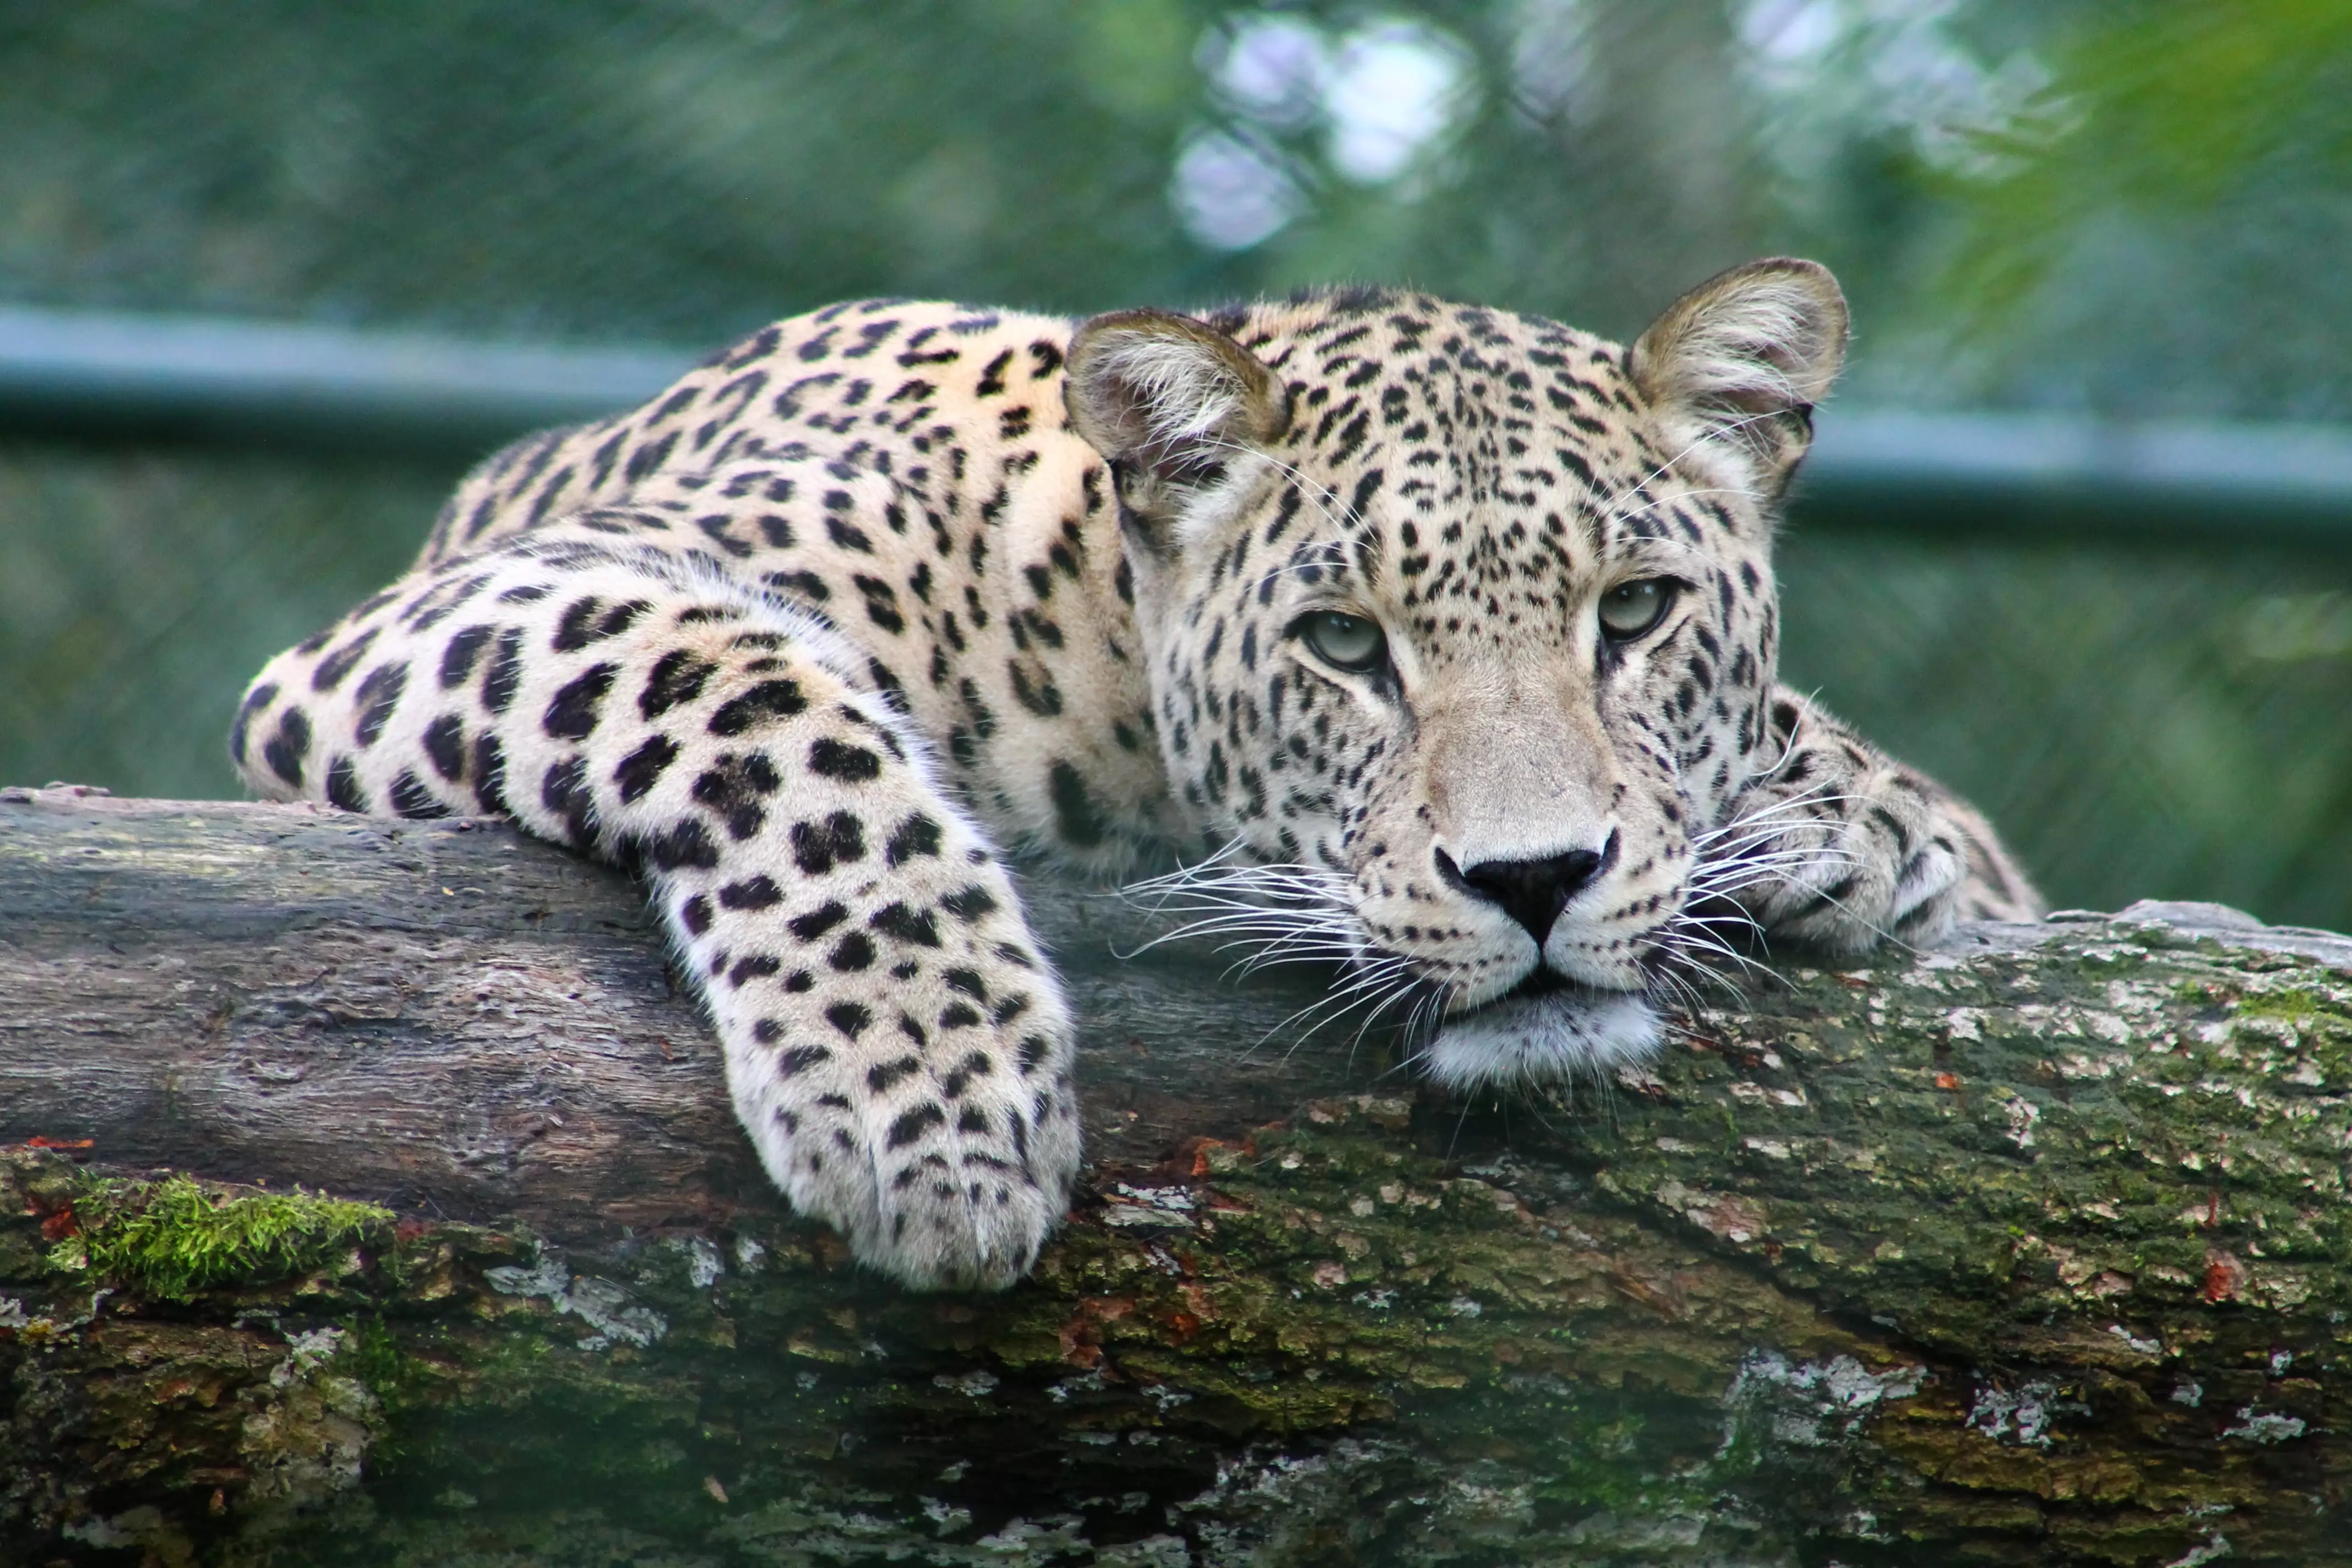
[1063,309,1290,553]
[1630,257,1848,500]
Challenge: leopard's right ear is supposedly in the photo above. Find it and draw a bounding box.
[1630,257,1848,502]
[1063,309,1289,552]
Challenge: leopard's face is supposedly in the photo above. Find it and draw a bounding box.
[1068,263,1848,1083]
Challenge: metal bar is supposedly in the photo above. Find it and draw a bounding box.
[2,303,2349,543]
[1799,409,2352,546]
[0,304,692,456]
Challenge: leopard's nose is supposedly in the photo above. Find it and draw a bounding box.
[1439,834,1615,944]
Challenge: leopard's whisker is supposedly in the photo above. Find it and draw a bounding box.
[1254,956,1420,1062]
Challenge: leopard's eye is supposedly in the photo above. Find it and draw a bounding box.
[1295,611,1388,674]
[1597,578,1675,640]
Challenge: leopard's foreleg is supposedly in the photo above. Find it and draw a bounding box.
[232,520,1081,1288]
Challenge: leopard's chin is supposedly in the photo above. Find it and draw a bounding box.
[1418,970,1659,1091]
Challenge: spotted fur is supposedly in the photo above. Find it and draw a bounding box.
[232,258,2040,1289]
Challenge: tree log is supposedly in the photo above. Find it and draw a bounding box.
[3,788,2350,1566]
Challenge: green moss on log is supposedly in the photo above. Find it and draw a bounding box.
[48,1173,393,1300]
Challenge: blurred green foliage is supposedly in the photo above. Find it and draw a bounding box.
[2,0,2350,923]
[0,1,1771,339]
[1934,0,2352,416]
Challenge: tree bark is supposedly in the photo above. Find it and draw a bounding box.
[2,787,2349,1566]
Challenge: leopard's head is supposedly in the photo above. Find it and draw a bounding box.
[1065,260,1848,1087]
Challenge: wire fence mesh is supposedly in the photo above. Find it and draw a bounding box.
[4,0,2350,925]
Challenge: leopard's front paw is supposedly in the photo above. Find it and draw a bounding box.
[616,711,1086,1291]
[750,1011,1080,1292]
[699,860,1084,1290]
[1718,766,1969,957]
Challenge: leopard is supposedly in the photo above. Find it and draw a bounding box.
[230,257,2041,1292]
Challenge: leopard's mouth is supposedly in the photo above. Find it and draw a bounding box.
[1468,957,1641,1010]
[1417,967,1660,1091]
[1499,967,1585,1001]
